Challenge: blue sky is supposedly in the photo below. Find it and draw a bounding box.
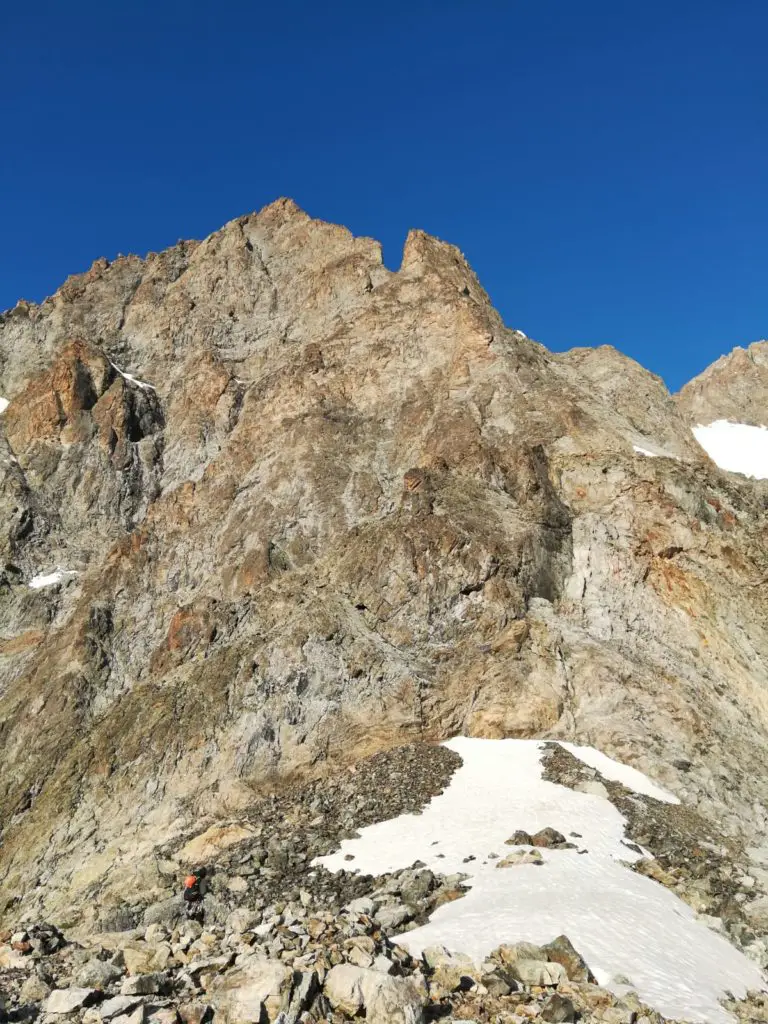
[2,1,766,391]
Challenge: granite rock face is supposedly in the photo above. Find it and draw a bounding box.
[1,199,767,926]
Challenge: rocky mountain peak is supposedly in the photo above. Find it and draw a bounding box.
[677,340,768,427]
[1,203,768,1021]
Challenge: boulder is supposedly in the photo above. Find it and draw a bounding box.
[345,896,376,917]
[505,830,533,846]
[177,1002,212,1024]
[495,941,548,964]
[481,970,513,997]
[144,924,169,945]
[324,964,426,1024]
[99,996,145,1020]
[146,1009,179,1024]
[530,827,567,848]
[507,959,567,987]
[541,993,577,1022]
[20,974,53,1003]
[285,970,319,1021]
[207,956,293,1022]
[45,988,99,1014]
[422,945,480,995]
[225,908,259,935]
[99,908,138,933]
[744,895,768,931]
[398,869,435,905]
[123,947,157,976]
[496,849,544,868]
[0,943,28,968]
[111,1006,145,1024]
[121,973,170,996]
[76,959,124,989]
[376,902,413,930]
[372,954,396,975]
[542,934,593,982]
[142,898,186,930]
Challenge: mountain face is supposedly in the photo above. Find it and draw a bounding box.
[678,341,768,427]
[1,198,768,941]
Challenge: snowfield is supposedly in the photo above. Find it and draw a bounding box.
[0,396,8,413]
[693,421,768,479]
[317,737,764,1024]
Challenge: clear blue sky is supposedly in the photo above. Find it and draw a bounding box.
[2,1,766,390]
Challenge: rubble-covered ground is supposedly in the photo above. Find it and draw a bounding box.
[2,741,767,1024]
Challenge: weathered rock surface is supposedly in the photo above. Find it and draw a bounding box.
[677,340,768,427]
[1,198,768,940]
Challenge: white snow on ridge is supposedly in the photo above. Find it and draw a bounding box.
[693,420,768,480]
[633,444,658,458]
[316,737,763,1024]
[559,741,679,803]
[0,396,8,414]
[110,361,155,392]
[29,567,79,589]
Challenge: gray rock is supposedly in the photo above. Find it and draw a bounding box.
[121,974,170,997]
[76,959,124,989]
[540,993,576,1023]
[372,953,397,975]
[507,959,567,987]
[207,956,293,1022]
[20,974,53,1003]
[542,934,593,982]
[376,902,413,930]
[99,908,139,933]
[142,898,186,929]
[324,964,425,1024]
[45,988,99,1014]
[99,996,146,1021]
[345,896,376,917]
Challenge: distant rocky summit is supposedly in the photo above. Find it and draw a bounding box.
[1,200,768,1021]
[678,340,768,427]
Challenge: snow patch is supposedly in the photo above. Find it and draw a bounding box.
[29,567,79,589]
[693,421,768,480]
[633,445,657,458]
[0,397,8,414]
[316,737,762,1024]
[559,742,679,803]
[110,361,156,392]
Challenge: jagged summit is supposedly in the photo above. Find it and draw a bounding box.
[1,201,767,1007]
[677,340,768,427]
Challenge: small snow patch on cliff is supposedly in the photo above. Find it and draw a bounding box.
[0,397,9,414]
[29,567,79,589]
[693,421,768,479]
[110,362,155,391]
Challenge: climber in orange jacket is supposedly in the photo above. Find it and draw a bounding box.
[182,866,207,918]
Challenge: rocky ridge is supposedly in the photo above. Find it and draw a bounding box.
[1,200,768,988]
[677,342,768,428]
